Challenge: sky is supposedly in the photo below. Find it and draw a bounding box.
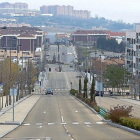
[3,0,140,24]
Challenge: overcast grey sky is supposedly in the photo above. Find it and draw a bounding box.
[4,0,140,24]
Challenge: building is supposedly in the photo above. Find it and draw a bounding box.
[40,5,73,16]
[40,5,90,19]
[72,30,107,46]
[105,31,126,44]
[0,2,28,14]
[125,25,140,75]
[73,10,90,19]
[0,26,46,60]
[55,33,71,44]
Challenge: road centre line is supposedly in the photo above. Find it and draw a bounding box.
[61,116,64,122]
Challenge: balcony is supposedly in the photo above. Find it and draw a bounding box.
[136,50,140,57]
[136,62,140,71]
[126,55,133,60]
[126,64,133,72]
[126,42,133,48]
[135,39,140,44]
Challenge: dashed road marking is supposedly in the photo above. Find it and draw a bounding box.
[96,122,103,124]
[84,122,91,125]
[45,137,51,140]
[61,116,64,122]
[61,122,67,125]
[72,122,79,124]
[24,123,30,126]
[48,122,54,125]
[36,123,42,126]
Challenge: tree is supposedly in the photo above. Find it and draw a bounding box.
[0,58,17,106]
[52,53,56,63]
[83,76,88,98]
[103,65,130,93]
[90,76,95,102]
[79,77,81,93]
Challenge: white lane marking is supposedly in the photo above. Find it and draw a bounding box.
[84,122,91,125]
[72,122,79,124]
[61,116,64,122]
[24,123,30,126]
[75,111,78,113]
[39,126,42,128]
[87,125,91,127]
[36,123,42,125]
[48,122,54,125]
[61,122,66,125]
[44,111,46,113]
[96,114,102,120]
[96,122,103,124]
[46,137,51,140]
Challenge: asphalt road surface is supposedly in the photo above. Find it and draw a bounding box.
[48,45,75,64]
[2,68,140,140]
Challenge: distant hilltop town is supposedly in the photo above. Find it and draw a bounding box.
[0,2,91,20]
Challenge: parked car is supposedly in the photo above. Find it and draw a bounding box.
[95,91,104,97]
[76,74,82,78]
[109,90,113,96]
[46,88,53,95]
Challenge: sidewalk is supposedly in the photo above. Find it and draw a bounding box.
[0,94,42,138]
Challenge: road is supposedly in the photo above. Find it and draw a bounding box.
[2,69,140,140]
[48,45,76,64]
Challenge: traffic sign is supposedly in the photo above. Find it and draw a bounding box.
[10,88,17,96]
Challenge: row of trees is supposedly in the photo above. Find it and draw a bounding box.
[78,63,132,102]
[103,65,130,93]
[97,37,125,53]
[0,58,38,108]
[79,75,95,102]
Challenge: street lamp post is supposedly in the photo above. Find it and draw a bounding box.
[21,50,24,98]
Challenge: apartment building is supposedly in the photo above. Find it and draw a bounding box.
[40,5,90,19]
[0,26,45,60]
[0,2,28,14]
[125,25,140,75]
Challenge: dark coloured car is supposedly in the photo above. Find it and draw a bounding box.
[95,91,103,97]
[46,88,53,95]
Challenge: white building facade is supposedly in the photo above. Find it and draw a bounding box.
[125,25,140,75]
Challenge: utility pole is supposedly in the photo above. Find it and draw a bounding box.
[21,50,23,98]
[9,38,12,105]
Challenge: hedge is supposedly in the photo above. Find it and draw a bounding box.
[120,117,140,131]
[70,89,78,96]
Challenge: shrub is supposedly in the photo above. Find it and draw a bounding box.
[104,113,110,120]
[120,117,140,131]
[93,105,100,112]
[77,93,83,99]
[70,89,78,96]
[109,105,133,123]
[88,101,97,108]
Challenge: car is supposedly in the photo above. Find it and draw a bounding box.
[46,88,53,95]
[95,91,104,97]
[76,75,82,78]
